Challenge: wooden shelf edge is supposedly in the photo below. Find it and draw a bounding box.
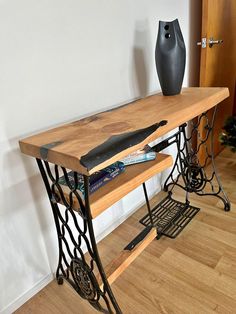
[97,228,157,288]
[55,153,173,219]
[90,153,173,218]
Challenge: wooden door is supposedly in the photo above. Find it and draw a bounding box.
[198,0,236,163]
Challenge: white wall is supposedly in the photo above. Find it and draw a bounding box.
[0,1,201,312]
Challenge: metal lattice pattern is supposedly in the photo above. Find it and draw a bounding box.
[139,194,200,238]
[164,106,230,211]
[37,159,121,314]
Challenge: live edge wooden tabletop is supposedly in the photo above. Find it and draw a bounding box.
[19,87,229,175]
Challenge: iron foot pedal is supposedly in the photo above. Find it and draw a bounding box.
[139,194,200,239]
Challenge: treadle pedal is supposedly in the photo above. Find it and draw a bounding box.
[139,194,200,238]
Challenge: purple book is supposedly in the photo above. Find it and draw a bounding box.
[58,161,125,197]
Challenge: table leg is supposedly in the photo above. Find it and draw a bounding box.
[37,159,122,314]
[163,106,230,211]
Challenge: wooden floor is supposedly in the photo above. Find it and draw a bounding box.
[16,149,236,314]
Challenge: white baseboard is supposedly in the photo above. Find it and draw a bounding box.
[0,273,54,314]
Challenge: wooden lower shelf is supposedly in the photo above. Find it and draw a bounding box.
[56,153,173,219]
[97,228,157,287]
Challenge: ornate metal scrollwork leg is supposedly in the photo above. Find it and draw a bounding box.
[164,106,231,211]
[37,159,122,314]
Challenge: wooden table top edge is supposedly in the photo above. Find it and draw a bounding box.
[19,87,229,175]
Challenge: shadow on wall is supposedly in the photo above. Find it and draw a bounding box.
[188,0,202,86]
[2,137,57,272]
[132,20,152,97]
[20,146,58,271]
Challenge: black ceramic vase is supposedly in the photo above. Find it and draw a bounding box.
[155,19,186,96]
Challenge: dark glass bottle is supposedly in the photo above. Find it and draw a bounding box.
[155,19,186,96]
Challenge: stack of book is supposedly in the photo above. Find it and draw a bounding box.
[120,145,156,166]
[58,161,125,198]
[58,145,156,198]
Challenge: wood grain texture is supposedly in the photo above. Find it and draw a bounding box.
[19,87,229,175]
[97,228,157,288]
[57,153,172,219]
[15,149,236,314]
[199,0,236,162]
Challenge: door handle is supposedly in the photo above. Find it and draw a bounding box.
[197,38,207,48]
[197,37,223,48]
[209,37,223,48]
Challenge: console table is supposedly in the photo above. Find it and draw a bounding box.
[19,87,230,313]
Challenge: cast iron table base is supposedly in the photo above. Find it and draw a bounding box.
[36,105,230,314]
